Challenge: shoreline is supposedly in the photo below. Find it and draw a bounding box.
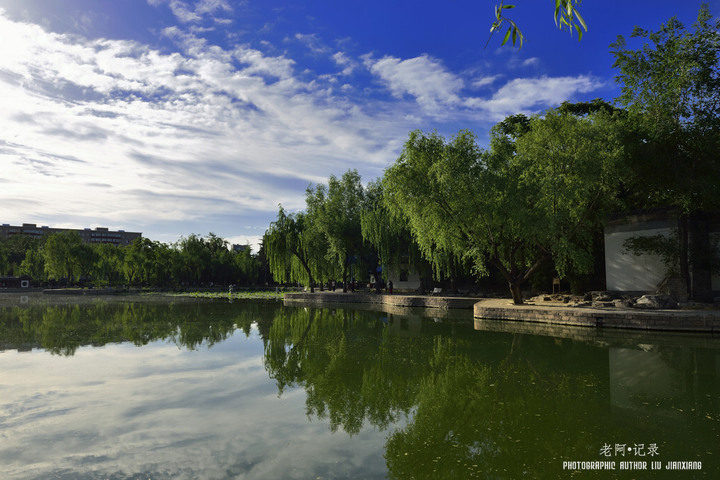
[284,292,720,333]
[3,290,719,333]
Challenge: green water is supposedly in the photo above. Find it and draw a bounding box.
[0,295,718,479]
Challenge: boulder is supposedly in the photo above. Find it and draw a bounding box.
[613,298,634,308]
[634,294,678,310]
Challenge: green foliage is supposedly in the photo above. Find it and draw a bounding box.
[383,107,625,303]
[489,0,587,47]
[43,231,85,282]
[512,108,626,276]
[3,231,263,288]
[306,169,368,288]
[0,299,269,356]
[361,179,427,286]
[610,4,720,297]
[0,235,41,276]
[264,206,328,291]
[19,247,46,282]
[610,4,720,213]
[383,130,485,282]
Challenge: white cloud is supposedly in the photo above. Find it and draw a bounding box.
[471,75,501,89]
[293,33,331,55]
[364,54,464,115]
[332,52,355,76]
[151,0,233,24]
[0,13,405,239]
[465,75,605,121]
[0,10,606,242]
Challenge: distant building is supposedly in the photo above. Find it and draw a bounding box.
[232,244,250,254]
[0,223,141,247]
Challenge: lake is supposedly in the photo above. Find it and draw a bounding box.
[1,295,718,479]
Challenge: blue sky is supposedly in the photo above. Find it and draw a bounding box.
[0,1,717,251]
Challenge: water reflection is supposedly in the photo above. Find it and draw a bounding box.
[0,297,270,355]
[1,297,718,479]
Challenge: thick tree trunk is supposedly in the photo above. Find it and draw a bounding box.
[509,282,524,305]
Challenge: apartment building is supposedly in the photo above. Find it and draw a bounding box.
[0,223,142,247]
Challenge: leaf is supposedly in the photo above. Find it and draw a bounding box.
[576,10,587,29]
[502,27,512,46]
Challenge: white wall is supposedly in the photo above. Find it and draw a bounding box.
[604,227,670,291]
[384,266,421,291]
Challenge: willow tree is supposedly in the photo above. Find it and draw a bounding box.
[383,109,624,304]
[361,179,433,292]
[489,0,587,47]
[263,206,328,292]
[43,231,87,283]
[306,170,367,292]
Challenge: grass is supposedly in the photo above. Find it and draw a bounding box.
[162,290,285,301]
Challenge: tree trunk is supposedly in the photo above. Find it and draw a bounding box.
[292,250,315,292]
[509,282,524,305]
[678,215,690,299]
[450,277,458,294]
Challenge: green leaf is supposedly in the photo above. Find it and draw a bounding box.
[502,27,512,46]
[575,9,587,31]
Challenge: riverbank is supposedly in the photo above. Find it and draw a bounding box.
[283,291,720,333]
[283,291,478,309]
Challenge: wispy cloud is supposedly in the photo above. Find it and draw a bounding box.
[0,8,605,242]
[364,54,464,115]
[467,75,605,120]
[0,12,405,236]
[149,0,234,24]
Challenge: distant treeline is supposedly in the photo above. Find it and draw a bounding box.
[0,232,269,288]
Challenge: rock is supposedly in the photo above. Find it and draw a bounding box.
[592,301,615,308]
[634,294,678,309]
[613,299,633,308]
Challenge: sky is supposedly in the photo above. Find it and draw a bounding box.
[0,0,717,252]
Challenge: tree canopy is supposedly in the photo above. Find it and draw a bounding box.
[264,206,327,292]
[611,3,720,213]
[611,3,720,299]
[382,105,625,303]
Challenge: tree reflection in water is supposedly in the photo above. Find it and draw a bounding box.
[0,298,272,355]
[2,299,718,478]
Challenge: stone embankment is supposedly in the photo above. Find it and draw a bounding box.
[474,298,720,333]
[283,291,478,309]
[285,291,720,333]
